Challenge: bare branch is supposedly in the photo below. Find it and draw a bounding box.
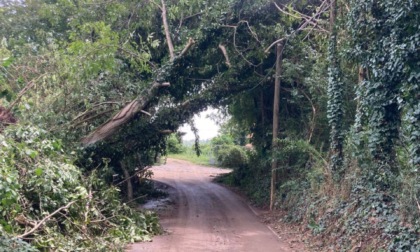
[115,167,151,186]
[179,38,195,58]
[221,23,261,67]
[265,0,330,53]
[72,102,121,123]
[178,12,203,29]
[72,109,115,128]
[7,74,46,112]
[274,2,329,31]
[140,110,152,116]
[16,201,77,239]
[265,38,286,54]
[238,20,260,44]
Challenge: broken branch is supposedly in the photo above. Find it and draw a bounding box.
[16,200,77,239]
[115,167,151,186]
[7,74,46,112]
[81,82,170,145]
[140,110,152,117]
[218,44,231,67]
[179,38,195,58]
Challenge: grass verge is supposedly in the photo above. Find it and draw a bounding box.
[167,152,212,166]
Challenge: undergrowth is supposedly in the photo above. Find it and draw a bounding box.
[280,146,420,251]
[0,126,161,251]
[224,139,420,251]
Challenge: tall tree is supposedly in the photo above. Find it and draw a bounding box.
[327,0,344,182]
[348,0,419,186]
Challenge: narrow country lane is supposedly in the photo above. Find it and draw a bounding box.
[128,158,300,252]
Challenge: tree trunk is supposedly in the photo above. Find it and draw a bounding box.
[121,162,133,202]
[270,42,283,211]
[327,0,344,181]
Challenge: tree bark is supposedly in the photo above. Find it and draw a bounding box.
[81,82,169,145]
[270,42,284,211]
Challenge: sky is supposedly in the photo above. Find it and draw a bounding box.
[179,108,220,141]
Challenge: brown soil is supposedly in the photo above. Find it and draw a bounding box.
[127,158,309,252]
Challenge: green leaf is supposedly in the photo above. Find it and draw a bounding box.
[35,168,43,176]
[26,149,38,159]
[1,56,14,67]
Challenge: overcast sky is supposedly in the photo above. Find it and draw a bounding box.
[179,108,220,141]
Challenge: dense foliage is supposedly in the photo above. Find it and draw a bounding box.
[1,0,419,250]
[0,126,159,251]
[213,0,419,250]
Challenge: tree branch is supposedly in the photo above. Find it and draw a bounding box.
[7,74,46,112]
[16,201,77,239]
[274,2,328,33]
[140,110,152,116]
[265,0,330,53]
[161,0,175,61]
[265,38,285,54]
[218,44,231,67]
[178,12,203,29]
[72,109,115,128]
[81,82,170,145]
[72,102,121,123]
[179,38,195,58]
[115,167,151,186]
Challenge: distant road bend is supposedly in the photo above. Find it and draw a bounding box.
[128,158,296,252]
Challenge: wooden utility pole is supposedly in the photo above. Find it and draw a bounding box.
[270,42,284,211]
[330,0,336,31]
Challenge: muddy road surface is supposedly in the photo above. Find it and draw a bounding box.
[128,158,301,252]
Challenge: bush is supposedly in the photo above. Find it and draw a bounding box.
[166,134,185,154]
[215,145,248,168]
[211,135,234,148]
[0,234,37,252]
[0,125,160,251]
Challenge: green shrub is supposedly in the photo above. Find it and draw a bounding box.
[0,234,38,252]
[0,126,160,251]
[211,135,234,146]
[166,134,185,154]
[215,145,248,168]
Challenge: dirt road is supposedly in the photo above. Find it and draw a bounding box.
[128,158,300,252]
